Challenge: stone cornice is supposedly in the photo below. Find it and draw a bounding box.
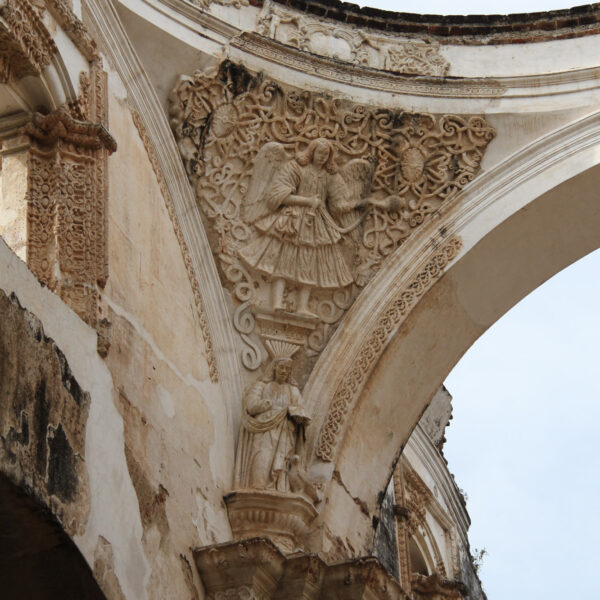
[194,537,408,599]
[120,1,600,103]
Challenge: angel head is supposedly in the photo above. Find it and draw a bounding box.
[297,138,338,174]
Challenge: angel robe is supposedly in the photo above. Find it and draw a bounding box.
[239,159,354,289]
[234,379,302,492]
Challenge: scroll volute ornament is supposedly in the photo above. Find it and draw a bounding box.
[169,62,495,374]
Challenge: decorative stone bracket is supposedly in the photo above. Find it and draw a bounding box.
[225,490,318,554]
[411,573,466,599]
[194,537,408,599]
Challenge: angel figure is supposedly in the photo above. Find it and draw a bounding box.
[239,138,374,316]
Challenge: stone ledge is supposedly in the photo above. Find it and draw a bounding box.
[194,537,408,599]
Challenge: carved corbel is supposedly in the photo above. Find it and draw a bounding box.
[411,573,467,599]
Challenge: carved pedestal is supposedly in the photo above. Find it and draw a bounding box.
[194,537,408,600]
[225,490,317,554]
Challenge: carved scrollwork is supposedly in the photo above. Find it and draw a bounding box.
[233,301,263,370]
[170,62,492,372]
[315,238,463,462]
[0,0,57,82]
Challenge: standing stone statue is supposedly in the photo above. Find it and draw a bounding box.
[234,358,310,492]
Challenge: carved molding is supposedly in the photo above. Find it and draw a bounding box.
[229,33,505,99]
[402,466,433,534]
[257,0,449,76]
[191,0,249,8]
[194,537,407,599]
[131,110,219,383]
[22,106,116,328]
[0,0,57,82]
[315,237,463,462]
[170,62,492,373]
[225,490,318,554]
[45,0,100,62]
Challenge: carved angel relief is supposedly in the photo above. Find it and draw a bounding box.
[169,62,494,375]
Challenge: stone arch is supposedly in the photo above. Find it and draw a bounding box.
[304,111,600,550]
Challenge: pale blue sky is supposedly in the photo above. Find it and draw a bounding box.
[357,0,600,596]
[445,248,600,597]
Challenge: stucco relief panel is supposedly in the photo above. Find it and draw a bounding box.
[170,61,494,378]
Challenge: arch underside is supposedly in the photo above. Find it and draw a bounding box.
[314,155,600,553]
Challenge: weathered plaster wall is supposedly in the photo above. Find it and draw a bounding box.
[0,235,147,600]
[0,288,91,537]
[95,82,234,597]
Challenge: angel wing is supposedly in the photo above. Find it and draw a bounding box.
[242,142,288,224]
[340,158,374,206]
[337,158,374,228]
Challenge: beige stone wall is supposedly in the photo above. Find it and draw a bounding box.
[94,89,235,597]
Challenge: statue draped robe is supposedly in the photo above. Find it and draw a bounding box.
[234,379,303,492]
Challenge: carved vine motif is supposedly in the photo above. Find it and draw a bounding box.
[170,63,491,372]
[315,237,463,461]
[257,0,450,76]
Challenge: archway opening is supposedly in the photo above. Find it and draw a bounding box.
[0,474,105,600]
[444,247,600,597]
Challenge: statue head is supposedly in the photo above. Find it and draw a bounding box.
[272,357,293,384]
[297,138,337,174]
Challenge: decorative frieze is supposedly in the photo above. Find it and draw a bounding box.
[170,62,492,373]
[229,34,504,99]
[257,0,450,76]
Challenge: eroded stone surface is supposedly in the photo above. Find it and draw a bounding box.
[0,288,91,537]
